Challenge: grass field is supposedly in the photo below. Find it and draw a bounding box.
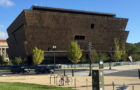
[0,82,74,90]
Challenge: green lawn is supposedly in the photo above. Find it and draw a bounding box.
[0,82,74,90]
[0,70,10,71]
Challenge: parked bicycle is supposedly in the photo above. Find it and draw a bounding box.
[58,75,73,86]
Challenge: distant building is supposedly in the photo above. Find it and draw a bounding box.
[0,40,9,62]
[7,6,129,63]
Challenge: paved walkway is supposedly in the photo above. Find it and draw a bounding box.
[0,65,140,90]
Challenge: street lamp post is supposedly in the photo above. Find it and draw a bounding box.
[88,42,93,76]
[109,53,112,70]
[53,45,56,70]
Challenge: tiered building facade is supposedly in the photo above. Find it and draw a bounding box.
[7,6,129,63]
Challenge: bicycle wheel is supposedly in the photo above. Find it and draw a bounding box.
[59,78,64,86]
[65,76,73,85]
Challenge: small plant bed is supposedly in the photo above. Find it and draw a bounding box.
[0,82,74,90]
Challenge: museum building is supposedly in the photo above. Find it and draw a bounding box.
[7,6,129,63]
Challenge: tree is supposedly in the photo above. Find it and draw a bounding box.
[32,47,44,65]
[113,38,128,61]
[131,53,140,61]
[127,44,137,54]
[98,53,109,62]
[11,57,22,65]
[88,49,99,76]
[90,49,99,63]
[127,43,140,61]
[68,41,82,64]
[15,57,22,65]
[0,55,5,65]
[113,38,122,61]
[121,42,128,61]
[81,56,87,63]
[22,58,27,65]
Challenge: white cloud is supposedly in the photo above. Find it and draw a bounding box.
[0,25,4,30]
[0,25,8,40]
[0,31,8,40]
[0,0,15,7]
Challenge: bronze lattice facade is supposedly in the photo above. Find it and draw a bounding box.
[7,6,129,62]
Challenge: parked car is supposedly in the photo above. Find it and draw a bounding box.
[35,66,54,74]
[10,65,30,73]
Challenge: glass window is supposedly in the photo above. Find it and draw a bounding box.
[74,35,85,40]
[91,24,94,29]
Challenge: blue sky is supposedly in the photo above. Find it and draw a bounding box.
[0,0,139,43]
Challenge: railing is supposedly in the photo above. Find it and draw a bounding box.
[50,61,140,69]
[0,61,140,70]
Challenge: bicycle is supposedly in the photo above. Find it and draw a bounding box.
[58,75,73,86]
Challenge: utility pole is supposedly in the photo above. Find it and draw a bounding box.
[109,48,113,70]
[53,45,56,70]
[88,42,93,76]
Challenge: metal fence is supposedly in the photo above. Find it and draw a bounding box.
[49,74,140,90]
[0,61,140,70]
[52,61,140,69]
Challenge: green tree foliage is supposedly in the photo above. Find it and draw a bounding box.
[128,44,138,54]
[113,38,122,61]
[0,55,5,65]
[15,57,22,65]
[32,47,44,65]
[81,56,87,63]
[121,53,128,61]
[127,43,140,61]
[11,57,22,65]
[121,42,128,61]
[113,38,127,61]
[136,44,140,52]
[22,58,27,65]
[90,49,99,63]
[10,59,14,65]
[68,41,82,64]
[131,53,140,61]
[98,53,109,61]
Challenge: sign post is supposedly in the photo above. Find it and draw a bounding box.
[99,60,104,69]
[92,70,104,90]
